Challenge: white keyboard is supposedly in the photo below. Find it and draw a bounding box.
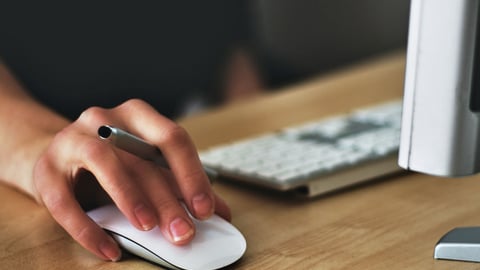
[200,100,403,197]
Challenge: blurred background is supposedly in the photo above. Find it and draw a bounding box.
[249,0,410,88]
[0,0,410,118]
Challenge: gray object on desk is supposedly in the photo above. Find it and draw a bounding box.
[434,227,480,262]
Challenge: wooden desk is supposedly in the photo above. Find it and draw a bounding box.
[2,52,480,269]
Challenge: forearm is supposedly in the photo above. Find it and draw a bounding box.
[0,62,70,200]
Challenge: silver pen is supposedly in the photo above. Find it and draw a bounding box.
[98,125,218,181]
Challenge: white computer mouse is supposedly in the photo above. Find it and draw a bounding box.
[87,204,246,270]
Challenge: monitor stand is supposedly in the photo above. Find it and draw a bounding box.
[435,227,480,262]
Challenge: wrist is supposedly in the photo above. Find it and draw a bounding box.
[3,132,56,202]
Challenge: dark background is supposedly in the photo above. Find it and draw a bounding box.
[0,0,410,119]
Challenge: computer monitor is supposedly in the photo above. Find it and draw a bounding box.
[399,0,480,262]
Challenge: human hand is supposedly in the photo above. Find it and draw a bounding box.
[33,99,231,261]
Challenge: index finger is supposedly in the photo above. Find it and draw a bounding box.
[113,99,215,220]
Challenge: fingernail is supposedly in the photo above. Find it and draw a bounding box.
[100,236,122,262]
[134,203,156,231]
[192,193,214,219]
[169,217,194,243]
